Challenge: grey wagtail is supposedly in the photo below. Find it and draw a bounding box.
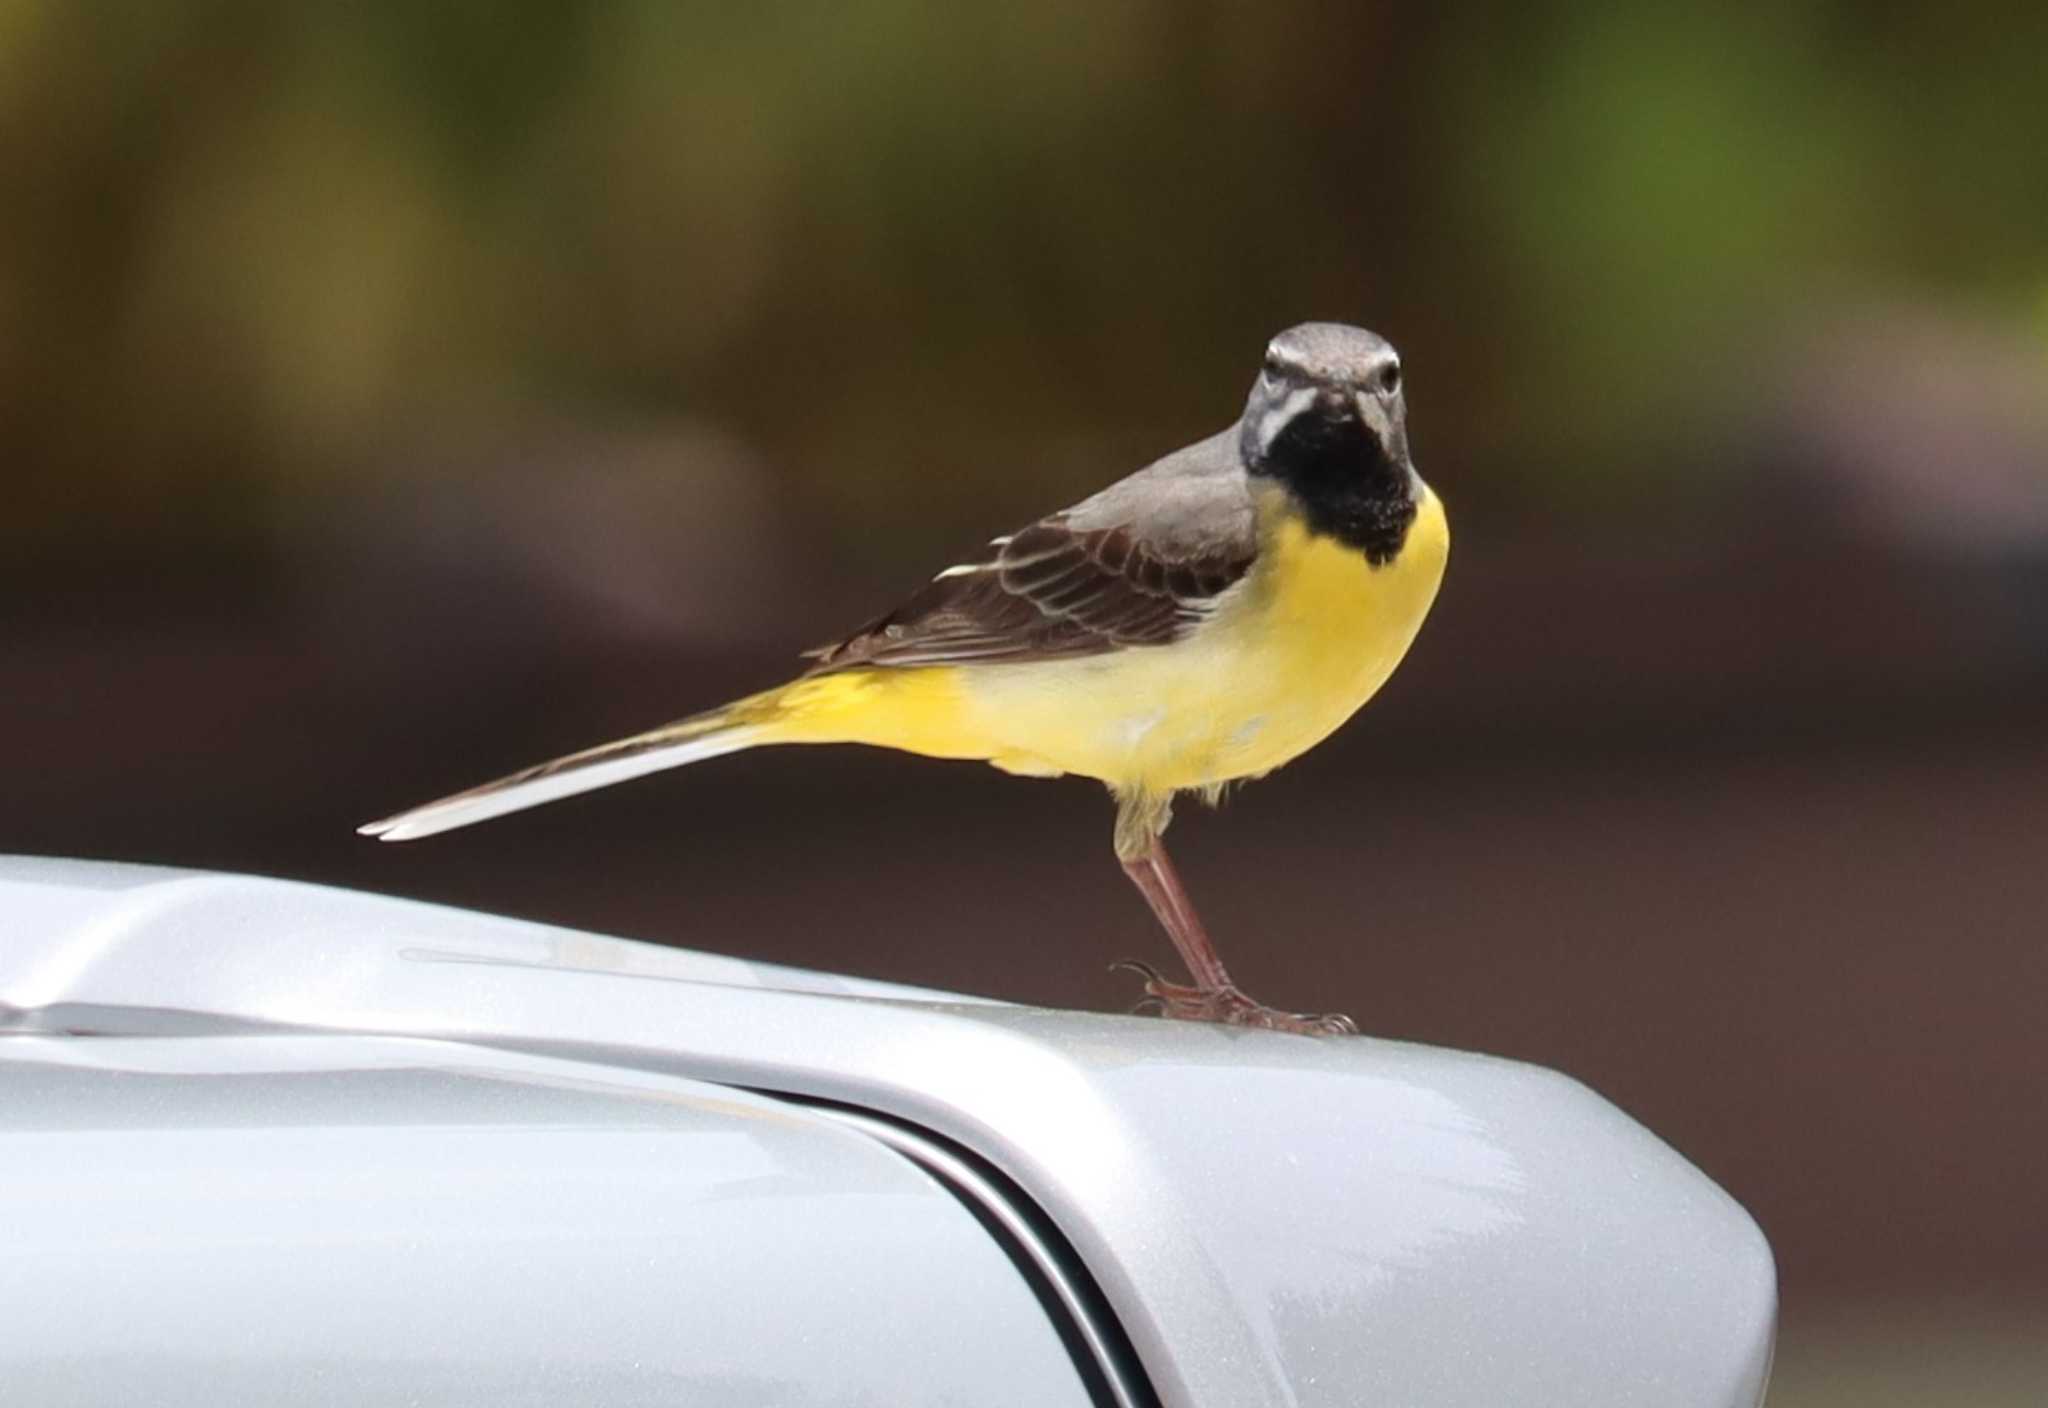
[362,322,1448,1035]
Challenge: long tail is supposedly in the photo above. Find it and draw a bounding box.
[359,687,787,842]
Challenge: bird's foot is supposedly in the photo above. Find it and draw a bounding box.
[1110,960,1357,1037]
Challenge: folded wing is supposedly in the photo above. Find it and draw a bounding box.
[806,470,1256,672]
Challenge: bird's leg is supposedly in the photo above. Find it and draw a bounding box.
[1110,791,1357,1037]
[1117,837,1235,990]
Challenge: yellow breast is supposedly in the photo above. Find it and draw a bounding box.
[767,486,1448,792]
[1176,484,1448,784]
[947,484,1450,791]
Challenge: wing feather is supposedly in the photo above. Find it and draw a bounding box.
[805,434,1256,672]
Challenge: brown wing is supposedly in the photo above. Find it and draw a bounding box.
[805,432,1257,673]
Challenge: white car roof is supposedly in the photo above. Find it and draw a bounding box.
[0,856,1776,1407]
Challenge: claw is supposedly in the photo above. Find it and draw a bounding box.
[1111,960,1170,1016]
[1110,959,1357,1038]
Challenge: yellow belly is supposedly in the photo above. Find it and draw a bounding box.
[772,487,1449,794]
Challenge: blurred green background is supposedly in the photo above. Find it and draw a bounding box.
[5,4,2046,1401]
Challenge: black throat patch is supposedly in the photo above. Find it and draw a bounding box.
[1252,413,1417,566]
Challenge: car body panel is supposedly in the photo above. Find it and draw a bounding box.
[0,858,1777,1406]
[0,1032,1096,1407]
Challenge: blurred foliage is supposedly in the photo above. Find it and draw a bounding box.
[3,0,2046,563]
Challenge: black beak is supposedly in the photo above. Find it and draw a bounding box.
[1314,385,1357,419]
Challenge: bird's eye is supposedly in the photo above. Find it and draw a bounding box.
[1374,362,1402,396]
[1262,355,1286,380]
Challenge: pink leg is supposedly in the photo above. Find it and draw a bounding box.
[1114,827,1357,1038]
[1119,840,1235,990]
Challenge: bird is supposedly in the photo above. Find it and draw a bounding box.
[361,322,1449,1035]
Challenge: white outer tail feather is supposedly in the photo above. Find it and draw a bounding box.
[358,725,766,842]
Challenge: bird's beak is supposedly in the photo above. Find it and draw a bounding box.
[1316,386,1355,419]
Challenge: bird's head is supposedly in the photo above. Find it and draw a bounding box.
[1239,322,1419,561]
